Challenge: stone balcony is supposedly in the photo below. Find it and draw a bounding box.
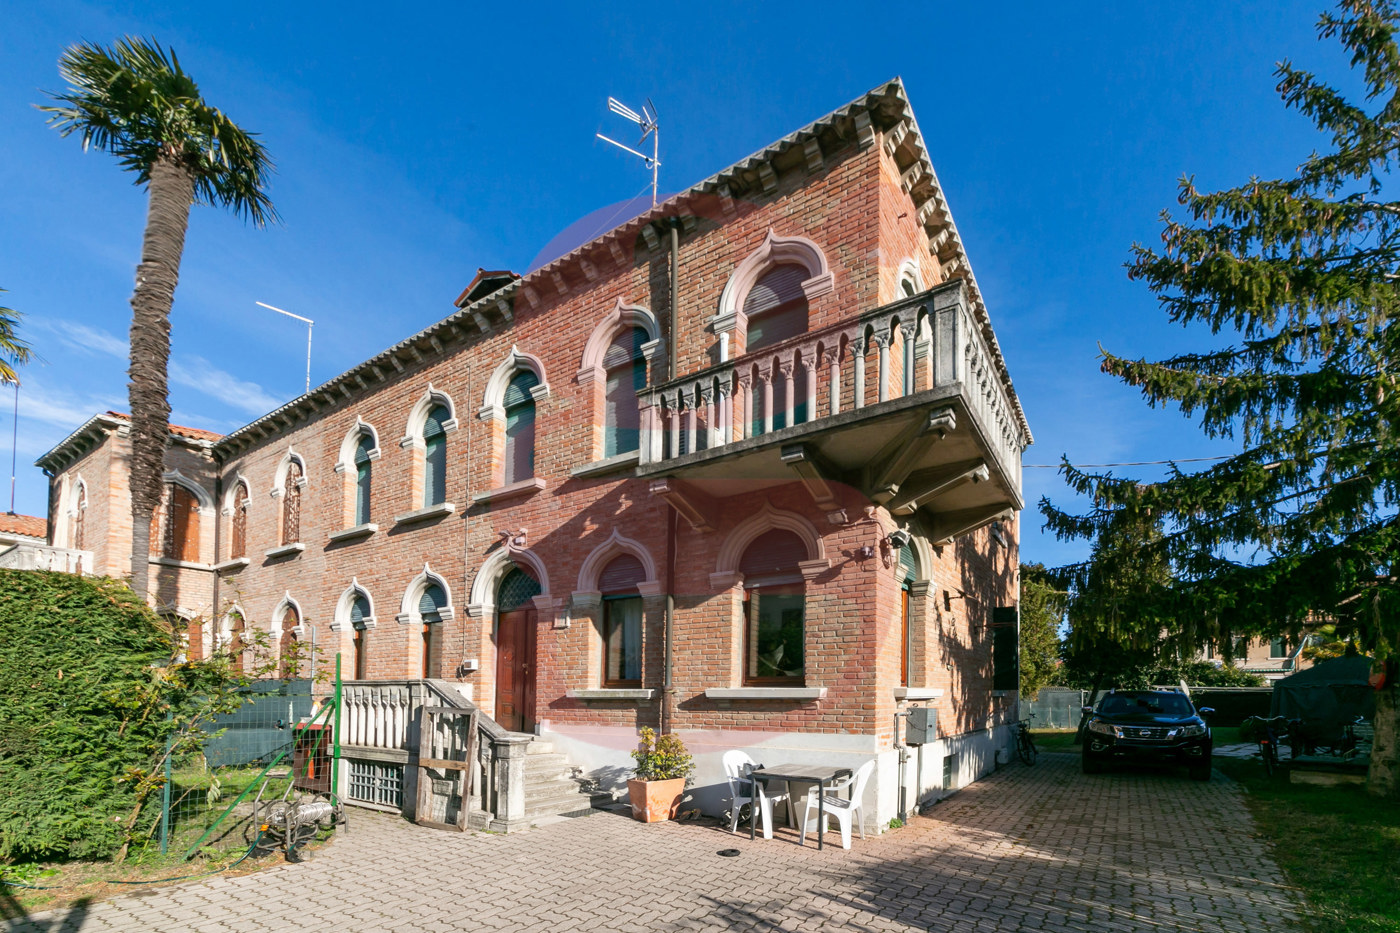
[636,281,1029,542]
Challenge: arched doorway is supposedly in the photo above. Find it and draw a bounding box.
[494,567,540,732]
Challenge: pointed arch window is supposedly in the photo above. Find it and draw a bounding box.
[600,554,645,687]
[72,483,87,551]
[503,371,539,485]
[604,328,649,458]
[744,265,809,353]
[741,529,808,685]
[350,594,371,679]
[279,605,300,679]
[283,460,303,544]
[353,435,375,525]
[230,483,249,559]
[153,482,200,562]
[497,567,541,613]
[422,404,450,507]
[898,544,919,687]
[418,582,448,678]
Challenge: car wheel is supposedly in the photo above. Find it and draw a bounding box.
[1190,762,1211,782]
[1082,753,1102,775]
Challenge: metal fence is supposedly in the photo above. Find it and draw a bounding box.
[1024,688,1088,729]
[157,678,333,861]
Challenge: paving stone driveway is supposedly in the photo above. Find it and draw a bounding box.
[9,754,1303,933]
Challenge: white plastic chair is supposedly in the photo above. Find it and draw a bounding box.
[722,750,790,839]
[800,759,875,850]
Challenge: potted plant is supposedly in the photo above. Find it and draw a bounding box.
[627,727,695,822]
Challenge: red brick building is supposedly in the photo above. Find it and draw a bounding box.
[39,79,1032,829]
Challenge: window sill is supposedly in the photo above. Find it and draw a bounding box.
[894,687,944,701]
[705,687,827,701]
[393,502,456,526]
[213,557,250,573]
[329,522,379,542]
[566,688,655,701]
[569,450,639,479]
[148,556,213,571]
[470,477,546,505]
[264,543,305,559]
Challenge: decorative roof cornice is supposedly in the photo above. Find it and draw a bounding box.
[213,77,1030,461]
[36,412,219,474]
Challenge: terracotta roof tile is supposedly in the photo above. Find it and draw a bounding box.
[104,412,223,442]
[0,512,46,539]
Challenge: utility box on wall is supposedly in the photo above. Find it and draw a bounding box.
[905,706,937,745]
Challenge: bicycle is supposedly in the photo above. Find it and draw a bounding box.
[1245,715,1291,776]
[1014,717,1038,766]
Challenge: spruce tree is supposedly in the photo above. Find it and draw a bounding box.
[1042,0,1399,795]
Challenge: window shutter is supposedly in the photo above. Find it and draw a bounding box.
[423,404,449,440]
[899,545,919,584]
[504,403,536,484]
[356,459,372,524]
[350,595,370,629]
[598,554,646,594]
[604,359,645,457]
[423,435,446,506]
[503,371,539,408]
[992,607,1019,692]
[419,583,447,620]
[355,435,375,463]
[740,529,808,580]
[744,265,808,316]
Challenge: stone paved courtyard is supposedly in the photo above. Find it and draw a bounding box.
[7,754,1303,933]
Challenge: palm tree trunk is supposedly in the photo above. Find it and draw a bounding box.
[127,156,193,601]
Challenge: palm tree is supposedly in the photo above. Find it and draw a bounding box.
[0,288,33,386]
[40,37,276,598]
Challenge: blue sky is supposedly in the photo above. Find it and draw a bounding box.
[0,1,1352,566]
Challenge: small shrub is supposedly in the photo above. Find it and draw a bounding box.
[630,727,695,782]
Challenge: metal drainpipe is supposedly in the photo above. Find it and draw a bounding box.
[661,218,681,735]
[668,219,680,381]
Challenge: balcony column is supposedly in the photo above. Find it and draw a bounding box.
[761,374,774,435]
[825,347,841,417]
[638,399,657,465]
[703,386,718,449]
[781,362,796,430]
[685,389,698,455]
[718,382,733,445]
[852,337,867,410]
[668,393,680,459]
[803,353,817,425]
[875,334,892,403]
[900,321,918,397]
[736,372,753,441]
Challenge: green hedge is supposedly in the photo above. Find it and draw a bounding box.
[0,569,173,860]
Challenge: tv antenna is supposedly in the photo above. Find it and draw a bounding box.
[597,97,660,206]
[255,301,314,394]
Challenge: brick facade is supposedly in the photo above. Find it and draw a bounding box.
[39,80,1033,821]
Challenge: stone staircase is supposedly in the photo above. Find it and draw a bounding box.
[521,738,606,821]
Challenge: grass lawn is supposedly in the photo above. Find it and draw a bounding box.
[1215,756,1400,932]
[1030,728,1079,751]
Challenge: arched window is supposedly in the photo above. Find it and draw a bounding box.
[230,482,249,559]
[741,529,808,685]
[153,482,200,562]
[350,593,371,680]
[503,371,539,485]
[603,328,649,458]
[497,567,541,613]
[418,582,447,679]
[353,434,375,524]
[422,404,450,507]
[744,265,809,353]
[599,554,645,687]
[71,483,87,551]
[898,544,919,687]
[283,460,303,545]
[278,604,300,679]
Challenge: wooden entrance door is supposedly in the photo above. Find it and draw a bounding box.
[495,609,535,733]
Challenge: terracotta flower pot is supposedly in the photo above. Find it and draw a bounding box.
[627,777,686,822]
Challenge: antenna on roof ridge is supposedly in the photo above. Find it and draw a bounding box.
[597,96,660,207]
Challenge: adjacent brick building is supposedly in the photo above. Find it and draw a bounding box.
[38,79,1033,828]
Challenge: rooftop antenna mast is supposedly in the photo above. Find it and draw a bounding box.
[597,97,660,206]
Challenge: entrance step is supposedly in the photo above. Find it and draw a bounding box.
[518,736,601,822]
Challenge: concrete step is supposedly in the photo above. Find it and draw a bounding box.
[522,790,600,821]
[525,740,557,756]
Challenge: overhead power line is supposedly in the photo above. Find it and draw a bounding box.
[1024,456,1233,469]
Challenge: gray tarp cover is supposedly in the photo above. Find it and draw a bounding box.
[1269,655,1375,723]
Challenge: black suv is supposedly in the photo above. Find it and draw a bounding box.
[1081,690,1214,781]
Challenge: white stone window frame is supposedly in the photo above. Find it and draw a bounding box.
[330,578,378,632]
[161,469,216,515]
[572,528,663,688]
[396,562,457,625]
[60,474,88,549]
[710,500,829,591]
[271,591,308,640]
[477,346,550,423]
[269,449,309,500]
[216,603,247,653]
[466,545,554,622]
[712,230,837,355]
[576,298,665,386]
[335,418,384,473]
[399,385,459,451]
